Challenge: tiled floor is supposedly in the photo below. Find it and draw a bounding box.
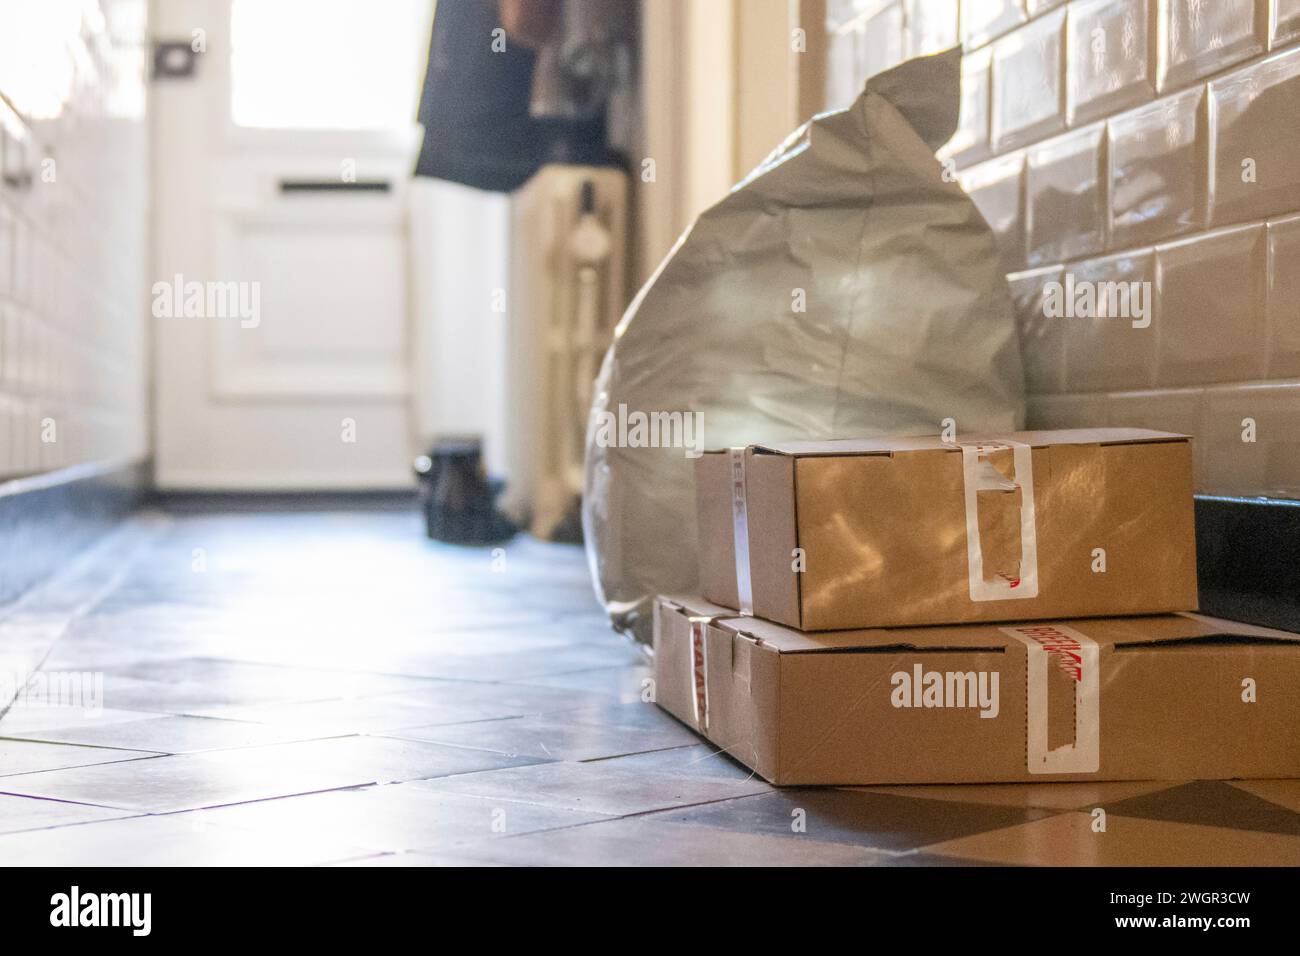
[2,501,1299,866]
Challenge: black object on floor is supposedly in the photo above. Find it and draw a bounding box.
[1195,495,1300,633]
[414,438,515,545]
[544,498,585,546]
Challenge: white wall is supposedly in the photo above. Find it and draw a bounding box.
[0,0,150,480]
[407,179,510,477]
[637,0,808,283]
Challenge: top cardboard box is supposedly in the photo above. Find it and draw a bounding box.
[696,428,1198,631]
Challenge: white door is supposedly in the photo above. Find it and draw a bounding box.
[151,0,431,489]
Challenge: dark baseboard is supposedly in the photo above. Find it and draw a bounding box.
[0,458,150,607]
[1196,495,1300,633]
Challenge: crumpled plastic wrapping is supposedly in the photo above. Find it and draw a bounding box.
[583,49,1025,643]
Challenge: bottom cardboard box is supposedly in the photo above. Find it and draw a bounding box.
[653,594,1300,785]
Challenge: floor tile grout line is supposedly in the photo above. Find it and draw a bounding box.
[0,735,169,755]
[0,813,150,840]
[408,787,780,841]
[403,792,923,864]
[0,516,173,721]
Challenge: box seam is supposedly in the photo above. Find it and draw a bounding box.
[792,455,805,630]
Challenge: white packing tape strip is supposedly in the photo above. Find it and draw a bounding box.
[958,440,1039,601]
[728,446,754,615]
[688,616,712,733]
[1002,624,1100,774]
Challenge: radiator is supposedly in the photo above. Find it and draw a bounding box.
[503,164,629,540]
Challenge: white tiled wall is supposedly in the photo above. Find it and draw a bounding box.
[825,0,1300,499]
[0,0,149,481]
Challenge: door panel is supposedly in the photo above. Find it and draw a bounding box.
[210,203,408,400]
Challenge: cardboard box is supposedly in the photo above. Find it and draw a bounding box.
[696,428,1197,631]
[654,594,1300,785]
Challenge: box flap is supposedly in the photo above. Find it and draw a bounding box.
[704,428,1189,458]
[660,596,1300,654]
[662,595,1012,653]
[1104,613,1300,648]
[742,620,1014,653]
[658,594,746,621]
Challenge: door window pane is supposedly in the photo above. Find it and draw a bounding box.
[230,0,430,130]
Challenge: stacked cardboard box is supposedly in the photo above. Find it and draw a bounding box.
[655,428,1300,784]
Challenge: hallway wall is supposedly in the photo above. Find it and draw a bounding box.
[0,0,150,482]
[822,0,1300,500]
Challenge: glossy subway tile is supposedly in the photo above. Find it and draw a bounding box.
[826,24,863,111]
[903,0,959,59]
[857,2,905,82]
[1156,0,1267,91]
[1108,85,1206,248]
[1106,384,1204,434]
[959,150,1026,270]
[1009,264,1067,394]
[941,46,993,164]
[1275,0,1300,47]
[1267,213,1300,378]
[1199,381,1300,497]
[1154,223,1269,386]
[962,0,1028,50]
[992,6,1067,151]
[1060,248,1158,392]
[1067,0,1154,125]
[1026,123,1107,265]
[1209,45,1300,227]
